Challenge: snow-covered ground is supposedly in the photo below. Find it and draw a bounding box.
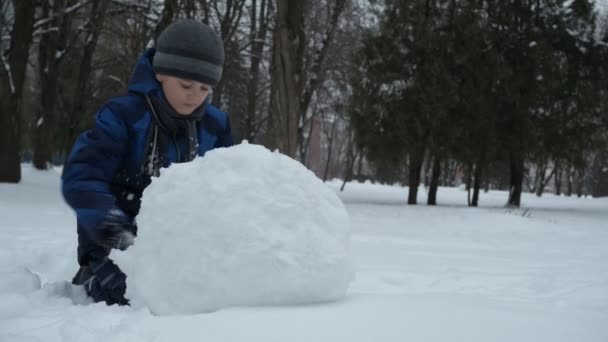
[1,164,607,341]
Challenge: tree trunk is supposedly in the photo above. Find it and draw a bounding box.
[466,163,472,206]
[154,0,178,39]
[0,0,36,182]
[536,163,555,197]
[322,116,338,182]
[268,0,305,157]
[507,153,524,207]
[427,155,441,205]
[299,111,316,168]
[33,0,74,169]
[554,161,562,195]
[356,151,363,178]
[212,0,247,109]
[64,0,109,163]
[441,160,449,186]
[576,169,584,197]
[423,157,432,188]
[534,159,547,196]
[340,134,356,192]
[472,163,483,207]
[297,0,347,153]
[408,150,424,205]
[566,164,573,196]
[244,0,269,143]
[451,161,460,186]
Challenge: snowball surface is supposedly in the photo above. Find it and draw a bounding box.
[114,143,354,314]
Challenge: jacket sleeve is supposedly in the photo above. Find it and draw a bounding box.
[215,115,234,148]
[62,105,128,236]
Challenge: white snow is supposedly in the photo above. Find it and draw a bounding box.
[113,143,354,314]
[0,161,607,341]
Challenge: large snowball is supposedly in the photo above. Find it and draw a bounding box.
[113,143,354,315]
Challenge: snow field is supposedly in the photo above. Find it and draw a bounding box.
[0,158,607,341]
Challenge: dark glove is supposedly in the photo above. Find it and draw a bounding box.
[96,209,136,251]
[72,257,129,306]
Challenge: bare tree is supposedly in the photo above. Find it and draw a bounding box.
[306,0,363,181]
[62,0,111,160]
[297,0,347,159]
[427,156,441,205]
[0,0,366,181]
[266,0,349,160]
[210,0,246,107]
[0,0,36,182]
[154,0,179,38]
[32,0,85,169]
[243,0,271,143]
[268,0,305,157]
[340,128,357,191]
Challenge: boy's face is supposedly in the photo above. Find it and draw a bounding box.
[156,74,210,115]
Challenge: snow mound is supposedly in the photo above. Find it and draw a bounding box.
[113,143,354,315]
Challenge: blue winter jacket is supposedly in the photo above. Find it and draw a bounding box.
[62,49,233,263]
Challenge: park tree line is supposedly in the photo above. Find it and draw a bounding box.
[1,0,607,207]
[349,0,608,205]
[0,0,362,181]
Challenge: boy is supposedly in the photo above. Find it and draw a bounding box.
[62,20,233,305]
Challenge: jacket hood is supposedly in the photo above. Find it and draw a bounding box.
[128,48,163,97]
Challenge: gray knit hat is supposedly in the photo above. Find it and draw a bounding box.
[153,20,224,87]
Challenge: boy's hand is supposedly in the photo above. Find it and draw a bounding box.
[73,257,129,306]
[97,209,136,251]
